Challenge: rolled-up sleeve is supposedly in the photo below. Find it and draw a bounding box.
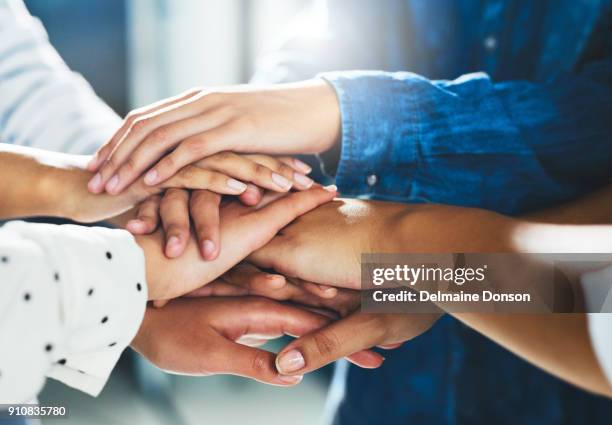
[321,63,612,213]
[0,222,147,403]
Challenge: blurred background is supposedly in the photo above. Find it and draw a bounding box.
[22,1,336,424]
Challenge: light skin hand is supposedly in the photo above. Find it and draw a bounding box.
[130,296,332,386]
[132,186,337,301]
[0,144,303,260]
[87,79,340,193]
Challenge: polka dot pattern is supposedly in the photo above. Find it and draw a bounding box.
[0,221,148,402]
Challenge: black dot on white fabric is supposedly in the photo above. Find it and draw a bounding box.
[108,342,117,347]
[87,288,94,297]
[78,370,85,374]
[54,272,60,282]
[1,256,8,263]
[105,251,112,260]
[136,283,142,292]
[23,292,31,302]
[58,359,67,365]
[101,316,109,324]
[45,343,53,352]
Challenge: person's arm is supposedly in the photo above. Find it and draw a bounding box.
[0,221,148,403]
[244,198,612,396]
[0,143,158,222]
[318,64,612,212]
[0,0,121,154]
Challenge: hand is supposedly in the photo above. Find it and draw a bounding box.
[171,263,387,370]
[250,199,516,290]
[89,148,315,196]
[126,185,261,260]
[190,262,361,317]
[131,296,331,385]
[273,312,442,376]
[133,186,337,301]
[87,79,340,192]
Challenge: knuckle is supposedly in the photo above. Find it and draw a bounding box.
[159,155,177,172]
[148,127,170,145]
[104,154,122,171]
[165,187,187,201]
[130,118,150,133]
[184,139,207,156]
[204,92,222,104]
[166,223,187,236]
[250,351,271,375]
[124,112,140,126]
[176,166,197,183]
[312,331,341,358]
[279,163,295,176]
[123,156,138,173]
[252,163,269,177]
[214,151,234,162]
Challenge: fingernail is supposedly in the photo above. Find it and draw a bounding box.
[166,236,181,256]
[321,286,338,296]
[293,159,312,174]
[294,172,314,189]
[144,169,158,185]
[126,219,146,233]
[323,184,338,192]
[266,274,286,289]
[278,374,303,385]
[226,178,248,193]
[202,239,216,259]
[106,175,120,193]
[272,173,292,191]
[276,349,305,374]
[88,173,103,192]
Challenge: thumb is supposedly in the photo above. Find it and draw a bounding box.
[275,312,386,376]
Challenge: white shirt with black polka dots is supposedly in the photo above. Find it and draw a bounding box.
[0,221,147,403]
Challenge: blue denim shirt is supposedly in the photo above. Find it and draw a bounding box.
[318,1,612,215]
[253,1,612,424]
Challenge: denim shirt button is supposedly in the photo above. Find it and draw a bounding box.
[483,35,497,52]
[366,174,378,187]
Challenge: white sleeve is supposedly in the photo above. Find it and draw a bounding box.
[0,222,147,403]
[582,266,612,386]
[0,0,122,154]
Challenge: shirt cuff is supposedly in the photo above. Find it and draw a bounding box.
[318,71,421,199]
[7,222,148,397]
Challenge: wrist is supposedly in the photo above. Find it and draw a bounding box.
[312,78,341,154]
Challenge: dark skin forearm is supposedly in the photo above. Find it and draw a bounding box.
[448,188,612,398]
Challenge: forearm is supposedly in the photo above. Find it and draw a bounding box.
[0,144,83,219]
[0,144,159,222]
[525,183,612,224]
[453,313,610,397]
[320,66,612,214]
[394,205,612,397]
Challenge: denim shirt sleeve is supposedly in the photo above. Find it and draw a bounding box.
[320,63,612,214]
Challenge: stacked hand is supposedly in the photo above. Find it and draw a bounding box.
[73,81,516,387]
